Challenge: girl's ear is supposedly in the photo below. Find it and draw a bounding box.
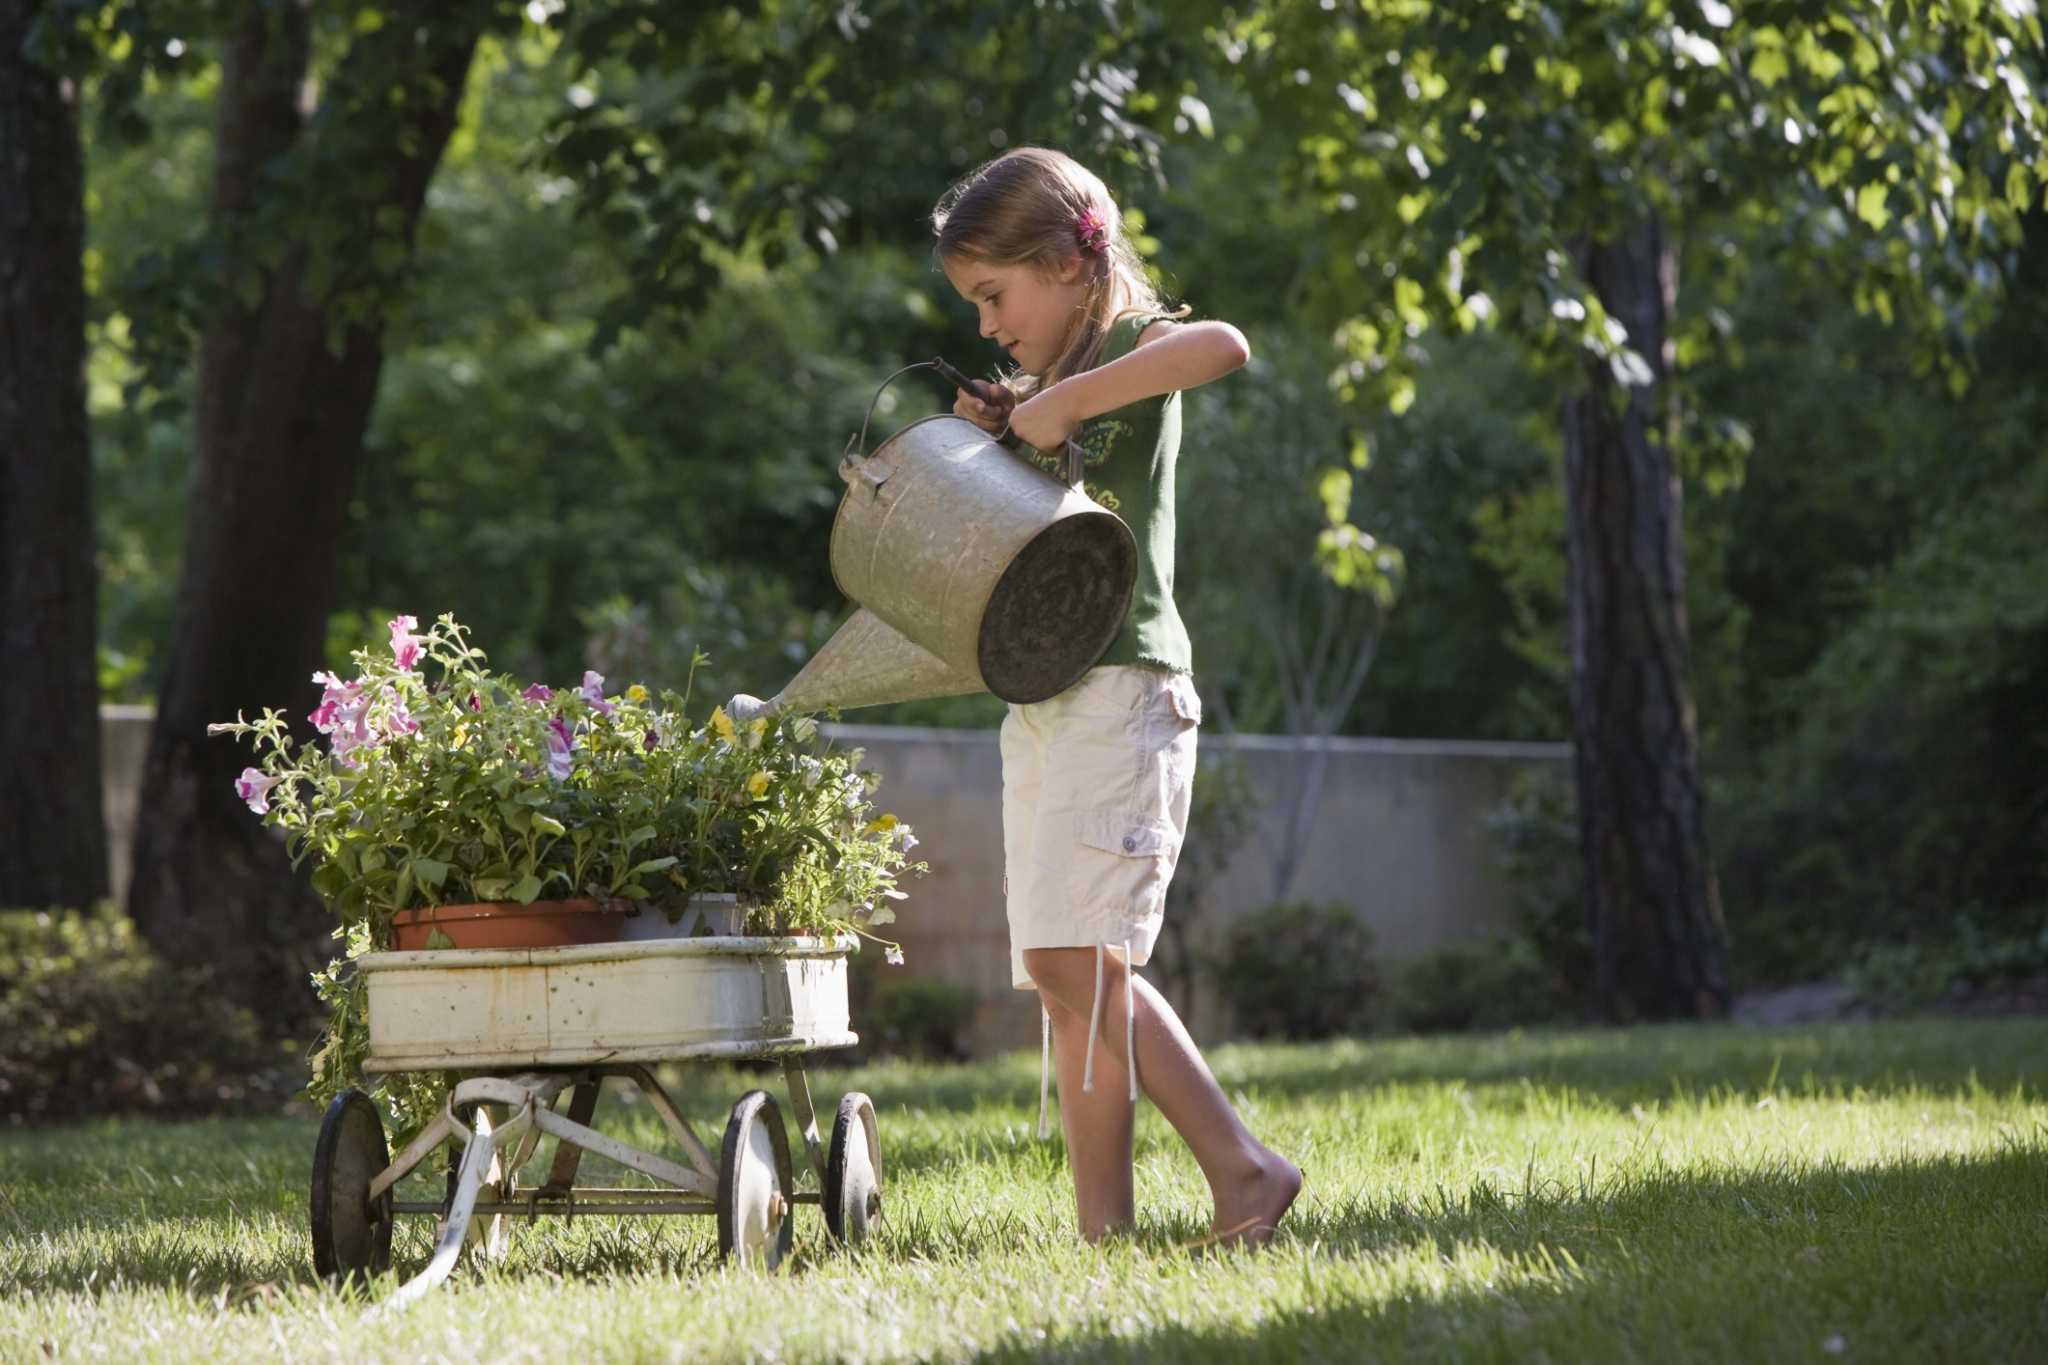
[1051,251,1088,285]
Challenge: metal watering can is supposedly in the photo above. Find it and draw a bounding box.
[726,361,1137,722]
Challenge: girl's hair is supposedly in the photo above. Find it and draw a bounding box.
[931,146,1188,395]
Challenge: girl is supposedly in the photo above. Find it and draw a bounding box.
[932,146,1302,1247]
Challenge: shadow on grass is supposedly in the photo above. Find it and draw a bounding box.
[826,1017,2048,1122]
[962,1143,2048,1363]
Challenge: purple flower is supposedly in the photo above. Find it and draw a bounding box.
[466,692,482,713]
[643,728,659,753]
[388,614,423,671]
[234,767,282,815]
[521,683,554,703]
[545,716,576,780]
[579,670,615,716]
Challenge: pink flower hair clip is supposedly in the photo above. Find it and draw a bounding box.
[1074,206,1109,257]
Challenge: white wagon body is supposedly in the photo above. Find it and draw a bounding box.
[359,936,859,1072]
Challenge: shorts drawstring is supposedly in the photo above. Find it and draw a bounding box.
[1036,1003,1052,1140]
[1123,935,1137,1102]
[1040,940,1141,1139]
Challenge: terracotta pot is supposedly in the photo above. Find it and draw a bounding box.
[389,898,628,951]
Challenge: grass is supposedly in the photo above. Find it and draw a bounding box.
[4,1019,2047,1362]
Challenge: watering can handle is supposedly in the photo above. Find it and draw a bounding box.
[842,359,1088,491]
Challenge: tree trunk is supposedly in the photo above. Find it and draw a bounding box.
[128,8,480,1018]
[1562,216,1730,1021]
[0,0,107,910]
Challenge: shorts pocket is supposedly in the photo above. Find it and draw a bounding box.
[1077,808,1180,860]
[1165,676,1203,725]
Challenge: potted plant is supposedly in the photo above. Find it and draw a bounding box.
[212,613,922,1131]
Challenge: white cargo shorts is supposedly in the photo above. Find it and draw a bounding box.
[999,664,1201,992]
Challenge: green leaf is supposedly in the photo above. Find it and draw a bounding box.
[413,857,449,889]
[1855,182,1891,231]
[472,877,512,901]
[631,856,680,875]
[510,873,544,904]
[530,813,567,838]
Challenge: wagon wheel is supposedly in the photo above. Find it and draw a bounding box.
[310,1090,394,1283]
[717,1090,795,1268]
[824,1091,883,1247]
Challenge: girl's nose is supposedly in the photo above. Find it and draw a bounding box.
[978,308,998,339]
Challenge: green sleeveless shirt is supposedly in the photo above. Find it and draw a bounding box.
[1017,310,1192,674]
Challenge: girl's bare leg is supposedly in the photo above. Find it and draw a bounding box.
[1026,946,1302,1246]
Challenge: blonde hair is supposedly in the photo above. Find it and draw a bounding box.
[931,146,1188,396]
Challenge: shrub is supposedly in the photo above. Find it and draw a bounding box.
[844,945,978,1062]
[1839,915,2048,1013]
[0,905,297,1125]
[1393,937,1568,1034]
[1212,901,1378,1040]
[1482,766,1593,1008]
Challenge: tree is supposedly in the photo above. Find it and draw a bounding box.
[104,2,506,1014]
[1,0,105,910]
[1201,0,2045,1019]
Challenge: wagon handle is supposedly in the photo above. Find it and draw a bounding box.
[840,359,1088,491]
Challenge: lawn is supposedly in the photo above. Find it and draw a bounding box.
[4,1019,2046,1362]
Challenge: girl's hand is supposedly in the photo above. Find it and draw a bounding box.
[953,384,1014,436]
[1009,385,1080,451]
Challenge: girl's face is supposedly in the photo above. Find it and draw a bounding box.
[941,253,1089,377]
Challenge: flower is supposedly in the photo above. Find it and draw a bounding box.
[626,684,649,703]
[545,715,576,780]
[864,813,899,835]
[885,944,905,966]
[1074,205,1109,256]
[308,671,361,732]
[388,615,423,671]
[234,767,281,814]
[580,669,615,717]
[643,727,659,753]
[466,692,482,713]
[384,687,419,737]
[710,705,736,745]
[520,683,553,702]
[746,770,772,801]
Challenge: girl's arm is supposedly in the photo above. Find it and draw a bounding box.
[1010,320,1249,448]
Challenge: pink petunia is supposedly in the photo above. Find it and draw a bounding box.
[545,716,576,780]
[308,671,362,732]
[234,767,282,815]
[383,687,419,737]
[388,615,423,671]
[521,683,554,703]
[579,670,615,716]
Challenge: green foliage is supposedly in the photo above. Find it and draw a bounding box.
[1839,917,2048,1014]
[846,952,980,1063]
[1211,901,1378,1040]
[208,614,921,939]
[0,905,292,1124]
[1393,937,1568,1035]
[1483,766,1593,1009]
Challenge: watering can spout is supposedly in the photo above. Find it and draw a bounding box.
[725,607,985,723]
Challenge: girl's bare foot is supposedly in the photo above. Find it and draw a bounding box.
[1209,1153,1302,1250]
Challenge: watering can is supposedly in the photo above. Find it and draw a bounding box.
[725,361,1137,723]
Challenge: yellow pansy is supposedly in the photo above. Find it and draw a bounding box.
[710,706,736,744]
[625,684,649,703]
[746,770,772,800]
[452,722,470,749]
[863,813,898,835]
